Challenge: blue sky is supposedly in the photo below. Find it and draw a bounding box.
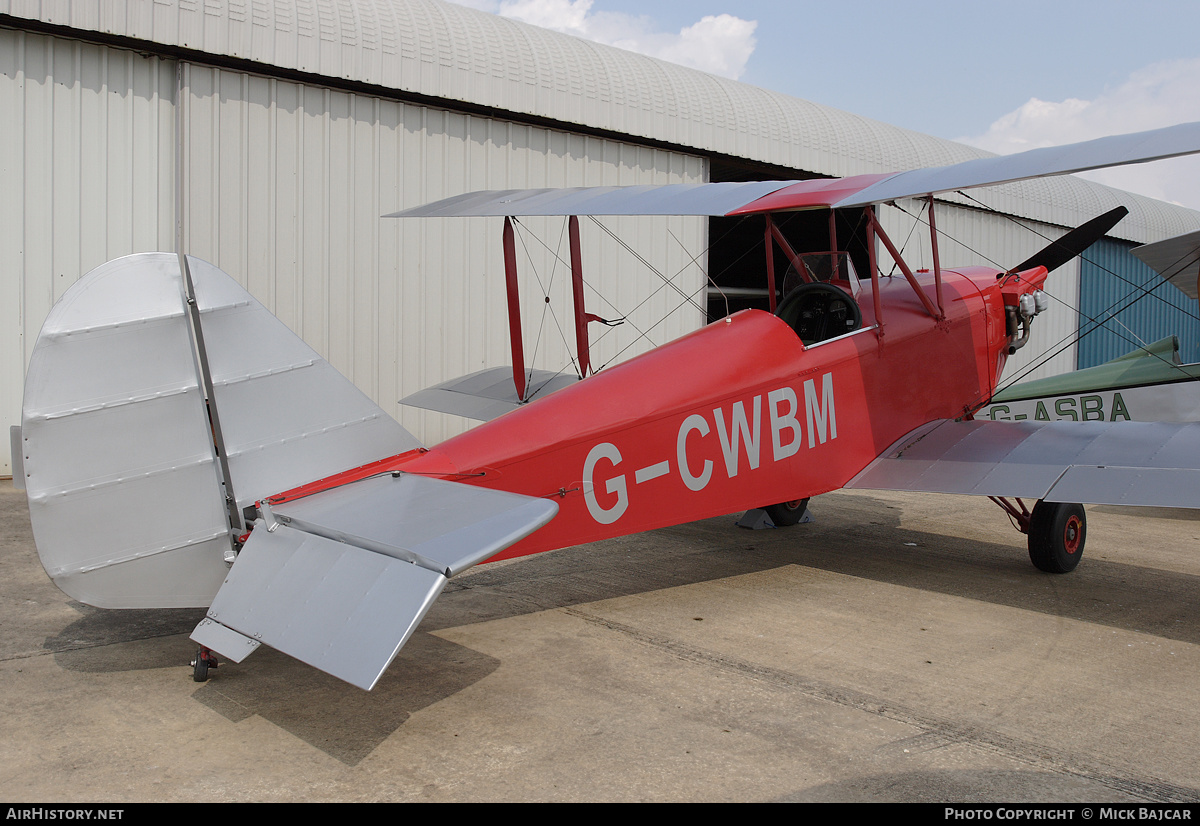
[449,0,1200,210]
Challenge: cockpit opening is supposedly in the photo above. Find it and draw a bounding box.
[775,281,862,346]
[706,207,873,324]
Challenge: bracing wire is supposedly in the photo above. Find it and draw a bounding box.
[889,201,926,273]
[508,217,656,374]
[583,214,767,368]
[586,216,709,316]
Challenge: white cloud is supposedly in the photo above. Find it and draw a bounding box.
[449,0,757,80]
[649,14,759,80]
[958,59,1200,211]
[496,0,594,33]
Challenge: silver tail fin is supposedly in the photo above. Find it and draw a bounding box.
[20,253,421,608]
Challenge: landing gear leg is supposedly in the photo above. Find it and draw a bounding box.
[192,646,219,682]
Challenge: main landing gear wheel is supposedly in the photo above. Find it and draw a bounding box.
[765,498,810,527]
[1027,500,1086,573]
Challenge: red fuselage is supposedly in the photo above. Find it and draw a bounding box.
[279,266,1018,561]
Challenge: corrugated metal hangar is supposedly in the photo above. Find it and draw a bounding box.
[3,0,1200,477]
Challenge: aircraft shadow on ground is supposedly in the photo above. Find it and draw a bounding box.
[423,492,1200,647]
[42,611,499,765]
[188,633,500,765]
[38,492,1200,765]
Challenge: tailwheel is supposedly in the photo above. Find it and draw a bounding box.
[1027,500,1086,573]
[765,498,810,527]
[192,646,219,682]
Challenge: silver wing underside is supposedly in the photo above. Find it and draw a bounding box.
[387,121,1200,219]
[387,180,795,218]
[847,419,1200,508]
[835,121,1200,208]
[1132,229,1200,300]
[400,366,579,421]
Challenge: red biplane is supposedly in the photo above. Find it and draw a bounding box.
[17,122,1200,690]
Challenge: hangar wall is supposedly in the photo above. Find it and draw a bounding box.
[1,30,179,478]
[0,26,708,475]
[3,0,1194,481]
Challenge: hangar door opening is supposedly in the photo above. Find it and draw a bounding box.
[704,162,874,324]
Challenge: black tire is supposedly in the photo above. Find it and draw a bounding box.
[765,498,810,527]
[193,649,210,683]
[1027,501,1085,573]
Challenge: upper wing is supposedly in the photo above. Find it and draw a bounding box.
[1133,229,1200,299]
[388,121,1200,218]
[386,181,800,217]
[833,121,1200,208]
[847,418,1200,508]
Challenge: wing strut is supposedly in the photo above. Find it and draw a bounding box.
[568,216,593,377]
[763,215,814,312]
[763,218,778,313]
[502,217,528,401]
[926,197,945,317]
[867,207,884,334]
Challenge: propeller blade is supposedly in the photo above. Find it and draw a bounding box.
[1013,206,1129,274]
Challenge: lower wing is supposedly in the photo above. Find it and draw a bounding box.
[847,419,1200,508]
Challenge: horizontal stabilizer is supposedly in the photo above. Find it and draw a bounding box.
[989,336,1198,405]
[270,472,560,576]
[199,524,445,690]
[400,366,579,421]
[193,473,558,690]
[190,618,261,663]
[847,419,1200,508]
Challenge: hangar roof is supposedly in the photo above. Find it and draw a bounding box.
[3,0,1197,243]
